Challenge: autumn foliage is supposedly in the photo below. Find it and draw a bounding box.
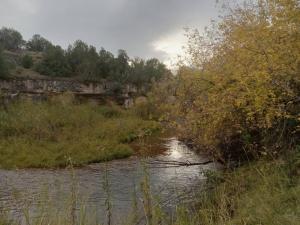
[172,0,300,161]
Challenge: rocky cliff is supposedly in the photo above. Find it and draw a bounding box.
[0,78,137,107]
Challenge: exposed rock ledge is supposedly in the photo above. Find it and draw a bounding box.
[0,77,137,107]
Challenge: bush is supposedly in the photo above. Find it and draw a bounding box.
[21,54,33,68]
[0,49,8,78]
[173,0,300,161]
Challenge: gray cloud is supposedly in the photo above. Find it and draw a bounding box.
[0,0,219,62]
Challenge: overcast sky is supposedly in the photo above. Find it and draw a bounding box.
[0,0,221,66]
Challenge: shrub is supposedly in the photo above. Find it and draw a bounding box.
[21,54,33,69]
[173,0,300,161]
[0,49,8,78]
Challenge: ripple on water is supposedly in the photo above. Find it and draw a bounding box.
[0,138,219,224]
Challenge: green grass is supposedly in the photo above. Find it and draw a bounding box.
[0,217,11,225]
[173,149,300,225]
[0,95,160,169]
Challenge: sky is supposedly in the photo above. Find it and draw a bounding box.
[0,0,221,67]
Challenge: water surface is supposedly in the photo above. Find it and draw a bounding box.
[0,138,219,224]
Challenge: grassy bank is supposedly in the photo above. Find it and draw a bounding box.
[173,149,300,225]
[0,95,160,169]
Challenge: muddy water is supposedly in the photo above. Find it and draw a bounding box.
[0,138,219,224]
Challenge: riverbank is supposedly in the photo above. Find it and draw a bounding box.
[173,149,300,225]
[0,95,160,169]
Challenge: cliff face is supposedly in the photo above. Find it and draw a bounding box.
[0,78,137,107]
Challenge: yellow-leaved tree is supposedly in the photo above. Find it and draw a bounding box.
[175,0,300,161]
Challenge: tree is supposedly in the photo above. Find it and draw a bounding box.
[26,34,52,52]
[0,27,24,51]
[129,57,169,89]
[66,40,89,73]
[112,49,130,82]
[66,40,99,79]
[129,58,146,86]
[96,48,115,79]
[22,54,34,69]
[174,0,300,161]
[35,45,71,77]
[144,58,168,82]
[0,48,8,78]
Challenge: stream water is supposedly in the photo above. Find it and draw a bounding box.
[0,137,219,224]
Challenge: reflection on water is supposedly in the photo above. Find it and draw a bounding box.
[0,138,219,224]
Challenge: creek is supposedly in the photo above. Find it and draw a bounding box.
[0,137,219,224]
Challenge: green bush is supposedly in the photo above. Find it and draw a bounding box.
[0,55,7,78]
[21,54,33,69]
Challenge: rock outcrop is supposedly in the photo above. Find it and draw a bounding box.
[0,78,137,106]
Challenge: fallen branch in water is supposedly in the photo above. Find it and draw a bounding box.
[146,159,214,167]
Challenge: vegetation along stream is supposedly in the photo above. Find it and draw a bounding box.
[0,137,219,225]
[0,1,299,224]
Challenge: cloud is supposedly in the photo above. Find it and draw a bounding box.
[0,0,219,66]
[2,0,38,14]
[152,30,187,67]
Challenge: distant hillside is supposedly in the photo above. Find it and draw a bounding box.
[3,50,49,79]
[0,27,171,92]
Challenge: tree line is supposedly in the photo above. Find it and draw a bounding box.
[0,27,170,89]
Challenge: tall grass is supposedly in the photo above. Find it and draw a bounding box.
[173,149,300,225]
[0,94,160,169]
